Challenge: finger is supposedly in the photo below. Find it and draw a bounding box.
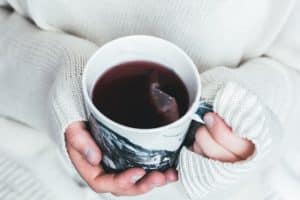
[164,168,178,183]
[66,122,101,166]
[121,171,167,196]
[94,168,146,193]
[191,141,205,155]
[204,113,255,159]
[69,143,146,194]
[67,143,103,187]
[195,126,240,162]
[140,171,167,187]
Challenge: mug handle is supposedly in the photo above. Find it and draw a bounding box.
[182,99,214,147]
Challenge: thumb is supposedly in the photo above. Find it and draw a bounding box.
[66,122,102,166]
[204,113,255,159]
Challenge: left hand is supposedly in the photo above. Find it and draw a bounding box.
[66,122,178,196]
[191,112,255,162]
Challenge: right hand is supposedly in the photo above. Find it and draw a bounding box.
[191,113,255,162]
[65,121,178,196]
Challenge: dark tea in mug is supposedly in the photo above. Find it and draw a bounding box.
[92,61,190,129]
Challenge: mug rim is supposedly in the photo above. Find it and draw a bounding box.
[82,35,201,134]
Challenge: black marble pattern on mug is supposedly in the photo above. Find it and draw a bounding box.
[89,115,178,173]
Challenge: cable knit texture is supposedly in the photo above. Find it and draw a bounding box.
[1,0,300,199]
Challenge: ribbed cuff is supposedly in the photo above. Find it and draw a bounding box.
[49,85,88,185]
[178,82,274,200]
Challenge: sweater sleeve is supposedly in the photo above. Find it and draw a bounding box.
[178,2,300,199]
[0,8,98,178]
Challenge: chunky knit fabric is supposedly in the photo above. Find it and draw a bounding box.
[0,0,300,199]
[178,82,282,199]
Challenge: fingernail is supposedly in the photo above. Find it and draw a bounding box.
[85,148,96,165]
[204,113,214,128]
[130,175,143,183]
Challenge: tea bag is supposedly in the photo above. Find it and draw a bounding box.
[148,70,180,124]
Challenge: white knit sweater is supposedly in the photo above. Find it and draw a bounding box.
[0,0,300,199]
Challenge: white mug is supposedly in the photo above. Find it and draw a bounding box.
[82,35,212,172]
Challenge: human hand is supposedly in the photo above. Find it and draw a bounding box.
[65,122,178,196]
[191,113,255,162]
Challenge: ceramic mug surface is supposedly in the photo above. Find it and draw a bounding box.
[82,35,211,172]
